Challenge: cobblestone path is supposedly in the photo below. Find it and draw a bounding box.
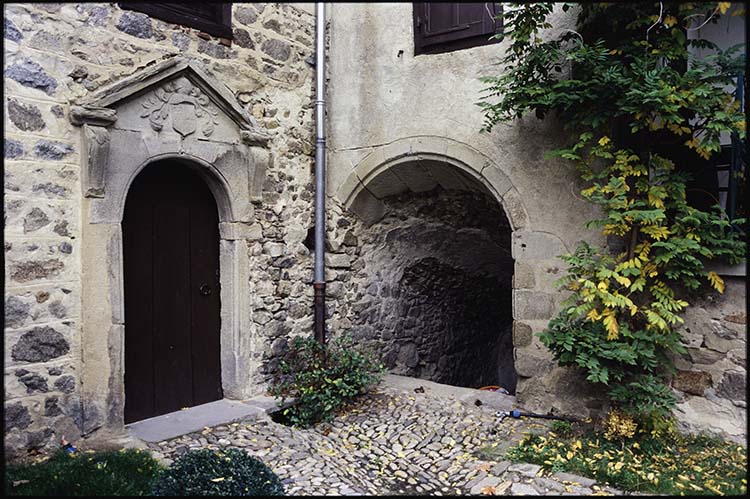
[149,384,626,495]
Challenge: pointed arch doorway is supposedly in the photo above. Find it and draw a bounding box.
[122,160,223,423]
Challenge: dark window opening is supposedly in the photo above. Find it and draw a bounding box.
[684,74,746,226]
[413,3,502,55]
[119,3,232,39]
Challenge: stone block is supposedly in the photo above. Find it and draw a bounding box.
[5,18,22,42]
[704,329,740,353]
[674,396,746,443]
[263,242,285,258]
[389,162,438,193]
[509,483,541,495]
[5,138,24,158]
[552,472,596,487]
[507,463,542,477]
[514,348,554,378]
[469,477,502,495]
[11,326,71,363]
[481,164,513,197]
[501,187,529,230]
[5,402,32,431]
[512,231,567,260]
[672,370,712,396]
[4,59,58,95]
[514,290,556,320]
[219,222,263,241]
[7,98,46,131]
[687,347,725,365]
[348,188,385,225]
[513,261,535,289]
[363,168,409,199]
[716,371,746,401]
[116,11,153,39]
[423,161,472,191]
[326,253,352,269]
[512,322,533,348]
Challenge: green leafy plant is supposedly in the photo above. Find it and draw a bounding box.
[550,420,574,437]
[503,430,746,495]
[151,448,284,496]
[269,335,385,428]
[479,2,746,420]
[5,448,162,496]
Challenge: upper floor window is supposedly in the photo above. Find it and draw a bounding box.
[119,3,232,39]
[413,3,502,55]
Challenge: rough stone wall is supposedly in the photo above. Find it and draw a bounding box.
[671,278,746,443]
[4,2,318,458]
[345,188,515,391]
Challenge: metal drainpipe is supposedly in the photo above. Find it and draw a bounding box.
[313,2,327,344]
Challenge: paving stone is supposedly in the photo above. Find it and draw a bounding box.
[148,384,624,496]
[469,476,502,495]
[510,482,541,495]
[553,471,597,487]
[508,462,542,477]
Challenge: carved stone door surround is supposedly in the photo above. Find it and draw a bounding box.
[70,57,271,434]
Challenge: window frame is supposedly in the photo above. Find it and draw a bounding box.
[118,3,233,39]
[413,3,503,56]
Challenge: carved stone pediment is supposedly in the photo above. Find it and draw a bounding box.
[69,57,270,211]
[71,57,267,137]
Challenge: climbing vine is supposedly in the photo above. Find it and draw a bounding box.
[479,2,746,422]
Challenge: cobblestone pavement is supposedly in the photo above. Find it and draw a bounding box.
[149,384,626,496]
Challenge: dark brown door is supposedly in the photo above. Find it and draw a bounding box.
[123,161,222,423]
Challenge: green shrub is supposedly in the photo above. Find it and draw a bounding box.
[269,335,385,428]
[5,448,161,496]
[151,448,284,496]
[549,420,574,437]
[539,316,679,419]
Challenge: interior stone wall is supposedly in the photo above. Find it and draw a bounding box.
[348,188,516,391]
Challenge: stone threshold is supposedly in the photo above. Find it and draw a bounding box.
[126,396,287,443]
[382,374,517,412]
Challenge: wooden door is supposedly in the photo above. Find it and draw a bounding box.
[123,161,222,423]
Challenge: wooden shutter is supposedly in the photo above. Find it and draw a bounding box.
[119,3,232,39]
[414,3,502,55]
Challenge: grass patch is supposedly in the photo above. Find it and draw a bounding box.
[5,448,162,496]
[504,429,747,495]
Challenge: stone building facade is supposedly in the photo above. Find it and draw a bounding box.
[3,2,746,458]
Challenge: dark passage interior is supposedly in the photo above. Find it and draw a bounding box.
[353,182,516,393]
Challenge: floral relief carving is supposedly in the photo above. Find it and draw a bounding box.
[139,80,219,137]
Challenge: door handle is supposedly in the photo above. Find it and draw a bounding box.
[199,284,212,296]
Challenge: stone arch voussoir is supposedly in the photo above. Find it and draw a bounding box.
[335,136,529,232]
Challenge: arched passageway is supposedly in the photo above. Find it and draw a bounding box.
[347,158,517,392]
